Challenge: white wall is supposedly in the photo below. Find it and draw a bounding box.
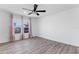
[0,10,11,43]
[37,7,79,46]
[31,17,39,37]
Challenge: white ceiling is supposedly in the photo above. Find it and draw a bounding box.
[0,4,78,17]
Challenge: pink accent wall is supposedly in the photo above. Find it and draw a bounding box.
[21,16,23,40]
[29,17,32,38]
[10,14,14,42]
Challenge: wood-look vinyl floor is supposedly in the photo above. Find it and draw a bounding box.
[0,37,79,54]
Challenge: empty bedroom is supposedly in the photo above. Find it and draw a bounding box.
[0,4,79,54]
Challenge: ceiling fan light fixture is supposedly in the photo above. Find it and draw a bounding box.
[24,11,26,13]
[22,4,46,16]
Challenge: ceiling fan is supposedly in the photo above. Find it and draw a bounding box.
[22,4,46,16]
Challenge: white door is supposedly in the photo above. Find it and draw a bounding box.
[23,17,29,38]
[13,15,22,40]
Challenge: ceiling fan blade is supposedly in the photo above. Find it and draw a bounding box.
[22,8,33,11]
[36,10,46,12]
[28,12,33,15]
[33,4,38,12]
[36,13,40,16]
